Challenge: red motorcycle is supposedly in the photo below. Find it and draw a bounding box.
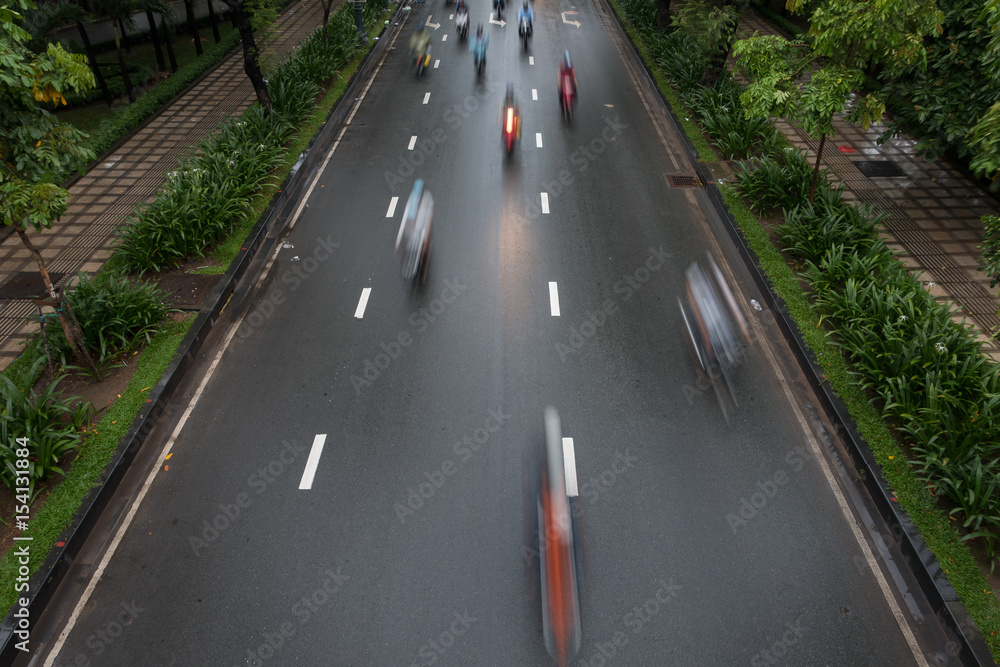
[502,104,520,156]
[559,73,575,120]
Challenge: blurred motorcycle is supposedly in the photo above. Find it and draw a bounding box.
[456,4,469,39]
[529,407,582,667]
[395,179,433,282]
[678,253,751,421]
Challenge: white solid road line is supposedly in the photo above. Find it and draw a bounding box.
[423,92,431,104]
[299,434,327,490]
[42,17,410,666]
[408,135,417,150]
[540,192,550,214]
[532,88,538,100]
[386,196,399,217]
[354,287,372,318]
[536,132,542,148]
[563,437,578,497]
[549,281,560,316]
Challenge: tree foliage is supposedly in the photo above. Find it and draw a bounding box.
[878,0,996,164]
[734,0,942,200]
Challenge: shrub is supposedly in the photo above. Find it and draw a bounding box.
[979,214,1000,289]
[735,150,821,215]
[778,188,880,261]
[0,360,92,497]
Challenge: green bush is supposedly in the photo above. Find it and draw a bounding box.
[66,273,167,357]
[0,361,92,497]
[736,149,828,216]
[979,214,1000,289]
[778,187,880,260]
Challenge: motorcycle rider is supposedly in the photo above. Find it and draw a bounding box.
[409,21,431,68]
[500,83,521,145]
[470,24,489,72]
[455,0,469,37]
[517,0,533,38]
[558,50,578,101]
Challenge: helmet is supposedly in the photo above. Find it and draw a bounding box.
[523,0,528,7]
[564,51,572,69]
[506,82,515,99]
[477,24,484,35]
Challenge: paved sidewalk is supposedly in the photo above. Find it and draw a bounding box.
[735,12,1000,361]
[0,0,326,371]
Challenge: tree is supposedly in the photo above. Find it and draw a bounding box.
[673,0,742,88]
[92,0,138,101]
[733,0,943,201]
[219,0,274,113]
[1,0,98,371]
[319,0,334,44]
[967,0,1000,183]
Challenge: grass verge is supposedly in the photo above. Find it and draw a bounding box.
[0,315,195,618]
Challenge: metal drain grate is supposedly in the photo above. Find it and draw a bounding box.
[855,161,907,178]
[666,174,702,188]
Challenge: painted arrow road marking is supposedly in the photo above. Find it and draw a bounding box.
[561,11,580,26]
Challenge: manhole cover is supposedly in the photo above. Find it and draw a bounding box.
[0,272,65,300]
[855,161,907,177]
[667,174,702,188]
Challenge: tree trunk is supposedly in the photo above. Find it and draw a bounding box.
[146,10,167,72]
[207,0,221,42]
[225,0,272,114]
[161,14,179,72]
[185,0,203,56]
[322,0,333,44]
[656,0,671,29]
[112,23,136,102]
[12,222,96,373]
[75,19,113,106]
[810,133,828,203]
[118,18,132,53]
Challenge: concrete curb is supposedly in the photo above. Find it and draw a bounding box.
[601,1,996,665]
[0,6,405,662]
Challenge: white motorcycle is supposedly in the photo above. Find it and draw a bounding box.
[456,7,469,39]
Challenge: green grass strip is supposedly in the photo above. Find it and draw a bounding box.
[0,342,45,394]
[720,185,1000,659]
[0,315,195,618]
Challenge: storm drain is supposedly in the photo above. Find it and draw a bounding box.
[854,161,907,178]
[666,174,702,188]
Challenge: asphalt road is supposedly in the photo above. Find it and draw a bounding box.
[34,0,947,664]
